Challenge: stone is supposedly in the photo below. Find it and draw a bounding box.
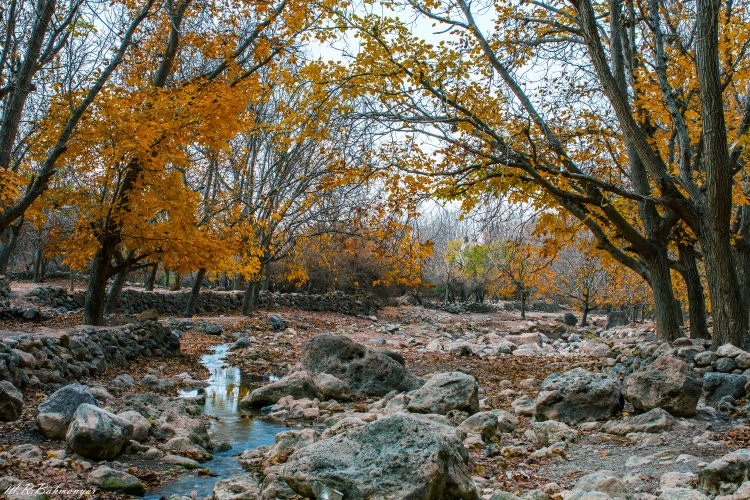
[702,373,747,409]
[407,372,479,415]
[269,314,287,331]
[22,308,41,321]
[240,371,322,408]
[283,413,478,499]
[66,403,134,460]
[163,453,201,469]
[117,410,151,442]
[164,436,212,462]
[697,449,750,495]
[458,411,506,441]
[717,344,747,358]
[563,313,578,326]
[660,472,696,489]
[9,444,43,461]
[37,383,98,439]
[213,474,262,499]
[313,373,351,401]
[716,357,738,373]
[606,311,630,330]
[533,420,578,446]
[88,466,145,496]
[0,381,22,422]
[298,334,422,397]
[511,332,543,347]
[601,408,675,436]
[567,470,633,500]
[135,309,159,322]
[659,488,709,499]
[268,429,319,462]
[737,353,750,370]
[512,395,536,416]
[535,368,624,424]
[694,352,718,368]
[623,355,702,417]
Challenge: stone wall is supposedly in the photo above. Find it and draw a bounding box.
[0,276,10,299]
[23,287,379,316]
[0,322,179,390]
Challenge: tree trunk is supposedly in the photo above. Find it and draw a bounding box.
[242,278,262,315]
[171,272,181,291]
[695,0,750,348]
[84,245,114,326]
[581,296,590,327]
[677,243,710,339]
[104,268,128,315]
[69,267,74,292]
[32,246,44,283]
[0,217,22,274]
[645,247,681,341]
[520,290,527,320]
[144,263,157,291]
[185,268,206,317]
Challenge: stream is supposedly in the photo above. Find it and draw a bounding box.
[144,344,288,499]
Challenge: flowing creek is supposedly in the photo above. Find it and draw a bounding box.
[144,344,288,499]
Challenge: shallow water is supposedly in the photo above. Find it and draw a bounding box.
[144,344,288,499]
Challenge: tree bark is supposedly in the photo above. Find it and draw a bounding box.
[84,245,114,326]
[144,263,157,291]
[104,268,128,315]
[676,243,710,339]
[581,295,590,327]
[520,290,527,320]
[696,0,750,348]
[242,278,262,315]
[185,268,206,317]
[171,272,181,291]
[32,246,44,283]
[645,247,681,341]
[0,217,22,274]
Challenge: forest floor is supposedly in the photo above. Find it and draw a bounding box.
[0,286,744,499]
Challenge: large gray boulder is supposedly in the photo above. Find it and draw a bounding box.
[87,466,145,496]
[623,354,702,417]
[407,372,479,415]
[213,474,262,500]
[566,470,633,500]
[240,371,323,408]
[534,368,623,424]
[298,334,422,397]
[698,449,750,495]
[66,404,134,460]
[283,413,478,499]
[601,408,674,435]
[702,372,746,408]
[0,381,23,422]
[606,311,630,330]
[37,383,98,439]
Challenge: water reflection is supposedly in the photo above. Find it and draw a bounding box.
[144,344,288,499]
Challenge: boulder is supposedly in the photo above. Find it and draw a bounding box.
[87,466,145,496]
[606,311,630,330]
[66,403,134,460]
[702,373,747,409]
[407,372,479,415]
[269,314,287,331]
[164,436,212,462]
[0,381,23,422]
[566,470,633,500]
[9,444,43,461]
[283,413,478,499]
[534,368,623,424]
[240,371,323,408]
[37,383,98,439]
[298,334,422,397]
[623,355,702,417]
[313,373,351,401]
[135,309,159,322]
[658,489,709,500]
[601,408,675,435]
[458,411,508,441]
[512,395,536,416]
[717,344,747,358]
[213,474,262,500]
[562,313,578,326]
[698,449,750,495]
[268,429,319,462]
[117,410,151,442]
[532,420,578,446]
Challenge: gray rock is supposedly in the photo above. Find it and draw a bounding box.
[623,355,702,417]
[240,371,322,408]
[213,474,262,499]
[163,453,201,469]
[407,372,479,415]
[117,410,151,442]
[532,420,578,446]
[66,403,134,460]
[606,311,630,330]
[658,488,708,499]
[9,444,43,461]
[313,373,351,401]
[715,357,738,373]
[458,411,506,441]
[164,436,212,462]
[0,381,22,422]
[535,368,623,424]
[283,413,478,499]
[37,383,98,439]
[703,372,747,409]
[87,466,145,496]
[697,449,750,495]
[512,395,536,416]
[562,313,578,326]
[268,429,319,462]
[135,309,159,322]
[269,314,287,331]
[694,351,717,368]
[716,344,746,358]
[298,334,422,397]
[601,408,674,435]
[567,470,633,500]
